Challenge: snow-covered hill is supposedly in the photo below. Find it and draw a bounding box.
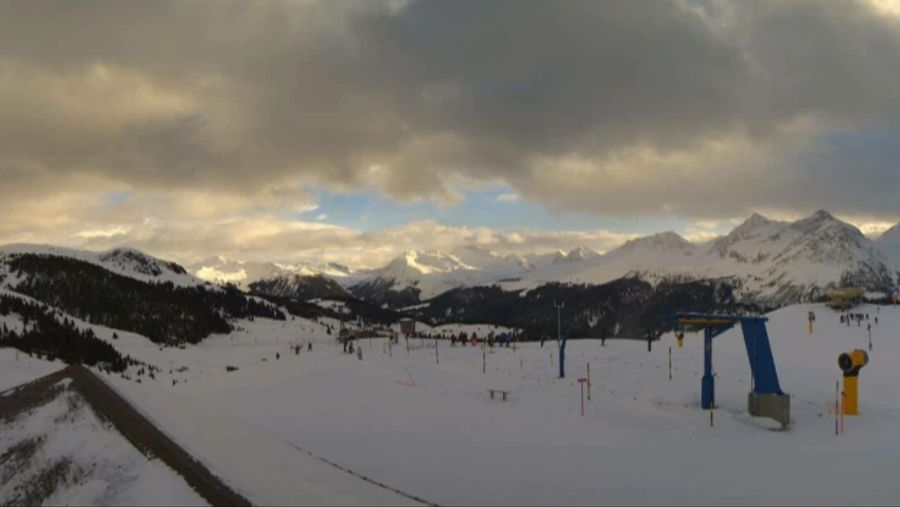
[877,224,900,273]
[0,245,203,288]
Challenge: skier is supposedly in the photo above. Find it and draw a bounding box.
[308,342,312,352]
[540,335,546,348]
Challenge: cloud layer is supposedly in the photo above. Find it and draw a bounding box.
[1,0,899,263]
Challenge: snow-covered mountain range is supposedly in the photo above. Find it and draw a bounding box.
[190,257,358,288]
[220,210,900,308]
[511,210,898,305]
[2,210,897,311]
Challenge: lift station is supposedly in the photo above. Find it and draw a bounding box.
[674,312,791,429]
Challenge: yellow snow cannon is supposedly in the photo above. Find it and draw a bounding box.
[838,349,869,415]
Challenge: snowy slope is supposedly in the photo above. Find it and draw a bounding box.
[0,244,203,288]
[89,302,900,505]
[0,347,63,392]
[0,378,206,506]
[877,224,900,274]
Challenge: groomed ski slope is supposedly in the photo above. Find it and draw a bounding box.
[101,304,900,505]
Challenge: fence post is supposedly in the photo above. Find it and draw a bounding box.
[587,363,592,401]
[482,344,487,375]
[669,346,672,381]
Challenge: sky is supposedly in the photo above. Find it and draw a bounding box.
[1,0,900,268]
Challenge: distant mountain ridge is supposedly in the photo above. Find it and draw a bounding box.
[7,209,891,316]
[188,210,900,309]
[191,257,356,289]
[335,210,900,308]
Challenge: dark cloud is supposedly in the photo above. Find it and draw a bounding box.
[0,0,899,224]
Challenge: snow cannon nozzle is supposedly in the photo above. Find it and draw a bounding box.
[838,349,868,378]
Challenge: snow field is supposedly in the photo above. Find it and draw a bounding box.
[0,346,63,393]
[0,380,207,506]
[94,303,900,505]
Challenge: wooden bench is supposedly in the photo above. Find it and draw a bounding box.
[488,388,511,402]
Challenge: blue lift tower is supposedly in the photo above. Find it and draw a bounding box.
[674,312,790,429]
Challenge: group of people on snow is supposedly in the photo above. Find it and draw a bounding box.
[446,330,524,348]
[841,311,878,327]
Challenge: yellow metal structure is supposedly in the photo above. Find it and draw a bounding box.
[838,349,869,416]
[843,376,859,415]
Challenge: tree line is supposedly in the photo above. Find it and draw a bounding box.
[0,294,129,371]
[8,254,285,346]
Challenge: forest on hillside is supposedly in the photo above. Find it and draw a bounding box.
[8,254,285,345]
